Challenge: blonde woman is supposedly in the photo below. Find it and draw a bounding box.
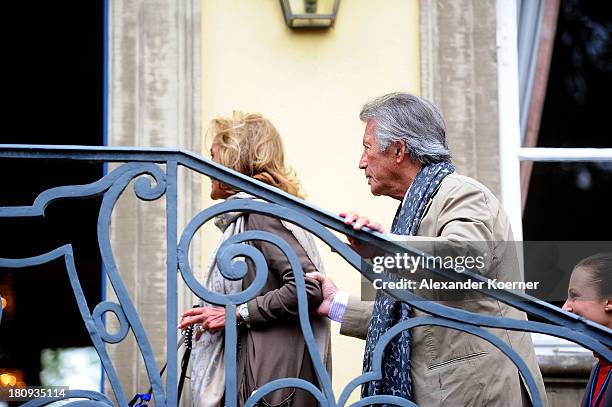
[179,112,332,407]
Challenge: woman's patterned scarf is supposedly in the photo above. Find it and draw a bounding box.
[361,161,455,403]
[191,192,331,407]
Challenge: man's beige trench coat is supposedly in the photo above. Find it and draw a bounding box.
[341,173,548,406]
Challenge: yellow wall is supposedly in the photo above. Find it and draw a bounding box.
[200,0,420,401]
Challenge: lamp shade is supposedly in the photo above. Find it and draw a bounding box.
[280,0,340,28]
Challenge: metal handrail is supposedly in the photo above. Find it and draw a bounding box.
[1,144,610,407]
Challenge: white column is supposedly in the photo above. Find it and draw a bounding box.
[496,0,524,240]
[420,0,502,197]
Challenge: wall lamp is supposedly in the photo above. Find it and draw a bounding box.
[280,0,340,29]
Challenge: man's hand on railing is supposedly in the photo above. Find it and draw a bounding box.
[340,211,386,257]
[305,271,338,318]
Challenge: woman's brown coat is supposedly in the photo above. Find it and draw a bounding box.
[236,213,329,407]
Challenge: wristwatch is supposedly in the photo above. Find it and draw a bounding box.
[238,303,250,327]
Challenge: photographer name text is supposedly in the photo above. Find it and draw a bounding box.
[372,278,540,291]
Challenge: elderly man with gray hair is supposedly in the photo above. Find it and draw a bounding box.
[307,93,547,406]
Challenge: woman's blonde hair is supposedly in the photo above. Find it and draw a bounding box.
[208,111,304,198]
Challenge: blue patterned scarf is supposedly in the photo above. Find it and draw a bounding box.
[361,161,455,403]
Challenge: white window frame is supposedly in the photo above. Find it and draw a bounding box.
[496,0,612,354]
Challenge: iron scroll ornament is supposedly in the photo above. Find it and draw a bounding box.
[0,162,169,406]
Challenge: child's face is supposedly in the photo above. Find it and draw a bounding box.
[562,266,612,328]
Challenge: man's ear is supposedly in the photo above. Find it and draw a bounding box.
[394,141,407,163]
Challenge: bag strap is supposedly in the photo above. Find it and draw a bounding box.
[128,324,194,407]
[177,324,194,400]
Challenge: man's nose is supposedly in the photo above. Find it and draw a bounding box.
[359,151,367,169]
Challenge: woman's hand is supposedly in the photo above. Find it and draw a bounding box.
[179,306,240,340]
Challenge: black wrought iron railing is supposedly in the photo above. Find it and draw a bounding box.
[0,145,610,407]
